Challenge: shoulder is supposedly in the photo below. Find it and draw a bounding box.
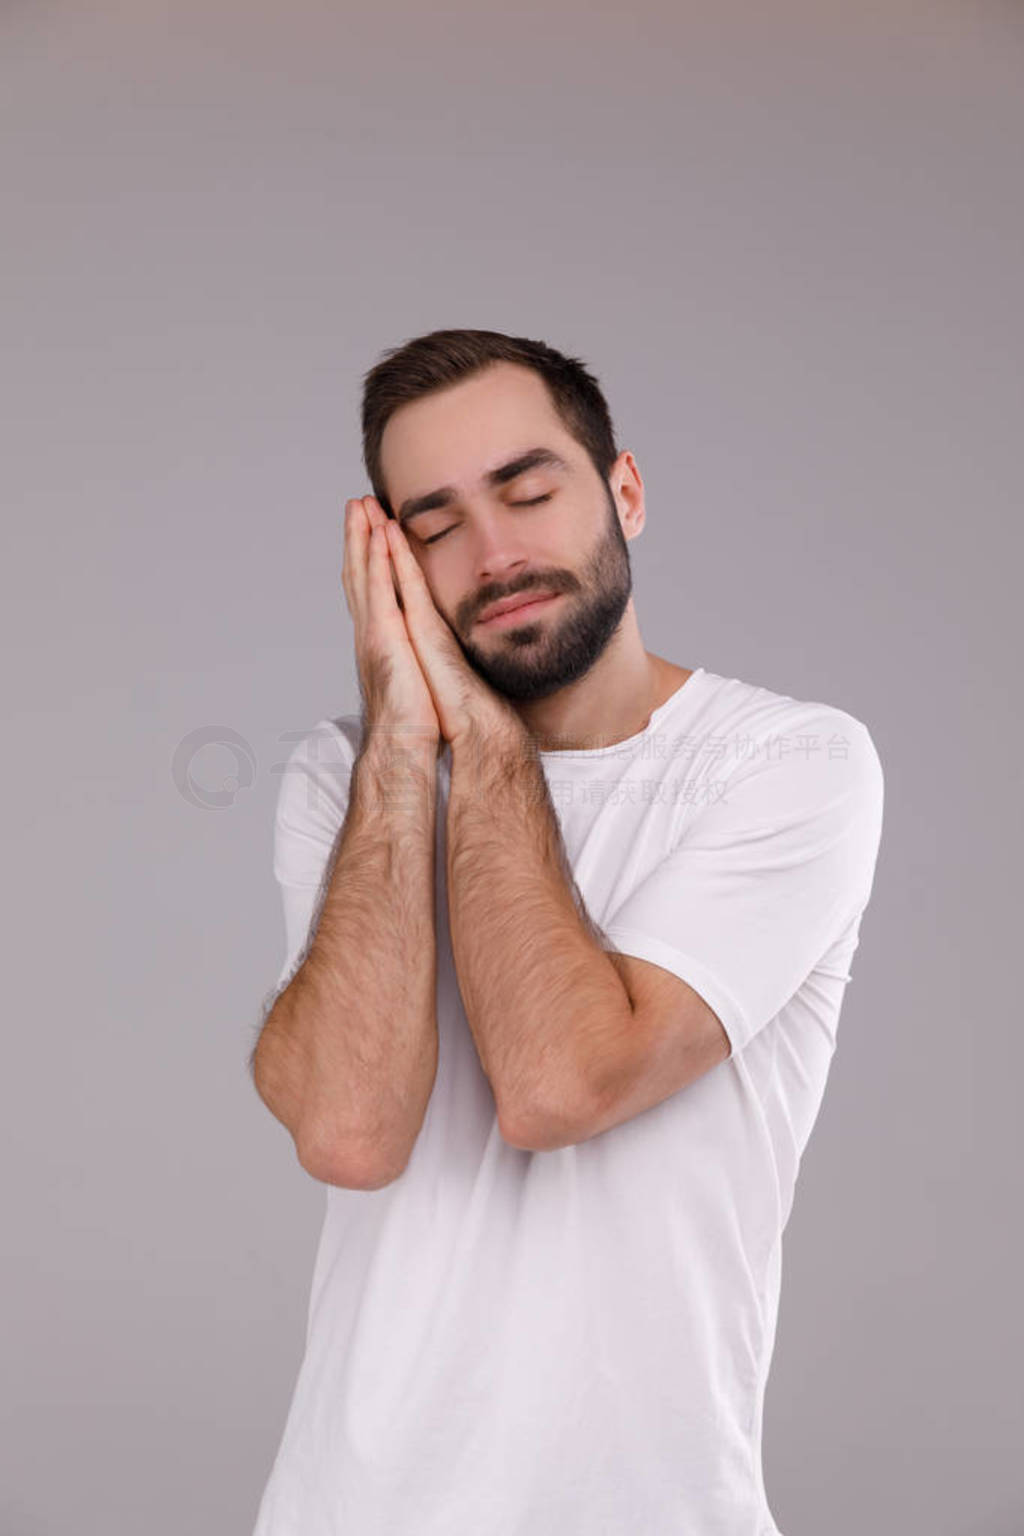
[691,669,883,817]
[275,713,363,785]
[272,714,364,875]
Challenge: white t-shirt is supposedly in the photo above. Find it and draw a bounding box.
[253,665,885,1536]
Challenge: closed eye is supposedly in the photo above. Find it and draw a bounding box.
[422,493,553,545]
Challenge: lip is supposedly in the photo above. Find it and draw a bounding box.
[476,591,561,627]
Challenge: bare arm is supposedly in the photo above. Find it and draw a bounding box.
[446,709,632,1149]
[253,494,444,1189]
[252,727,439,1188]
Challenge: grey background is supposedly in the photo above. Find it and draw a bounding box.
[2,1,1020,1532]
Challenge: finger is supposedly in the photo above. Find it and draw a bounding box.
[344,497,371,618]
[361,495,388,530]
[366,504,409,610]
[385,518,442,627]
[355,498,391,608]
[341,499,358,613]
[365,522,407,636]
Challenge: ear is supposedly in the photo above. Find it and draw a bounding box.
[609,449,646,540]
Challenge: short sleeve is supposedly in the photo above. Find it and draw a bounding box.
[600,712,885,1056]
[271,719,359,990]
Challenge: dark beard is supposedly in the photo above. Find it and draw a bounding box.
[452,483,633,704]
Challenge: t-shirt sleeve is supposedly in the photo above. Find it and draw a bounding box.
[600,711,885,1056]
[271,719,358,991]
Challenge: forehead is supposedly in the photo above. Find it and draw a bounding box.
[379,362,576,502]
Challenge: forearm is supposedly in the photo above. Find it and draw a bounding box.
[254,728,439,1185]
[445,715,631,1144]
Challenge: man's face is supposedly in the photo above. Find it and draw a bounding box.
[379,362,637,703]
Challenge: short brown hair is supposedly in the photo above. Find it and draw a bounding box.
[360,327,620,517]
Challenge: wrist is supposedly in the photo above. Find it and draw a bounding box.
[449,699,532,771]
[359,724,442,791]
[363,719,440,757]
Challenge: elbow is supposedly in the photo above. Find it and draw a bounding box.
[498,1091,587,1154]
[295,1120,407,1190]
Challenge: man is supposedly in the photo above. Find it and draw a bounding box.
[249,328,885,1535]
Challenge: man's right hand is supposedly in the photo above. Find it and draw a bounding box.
[342,496,442,749]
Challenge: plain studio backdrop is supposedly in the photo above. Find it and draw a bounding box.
[1,1,1020,1532]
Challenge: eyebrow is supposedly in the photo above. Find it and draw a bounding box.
[396,446,571,527]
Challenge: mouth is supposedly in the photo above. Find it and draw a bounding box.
[476,591,562,628]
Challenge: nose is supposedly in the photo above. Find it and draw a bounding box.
[470,521,531,589]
